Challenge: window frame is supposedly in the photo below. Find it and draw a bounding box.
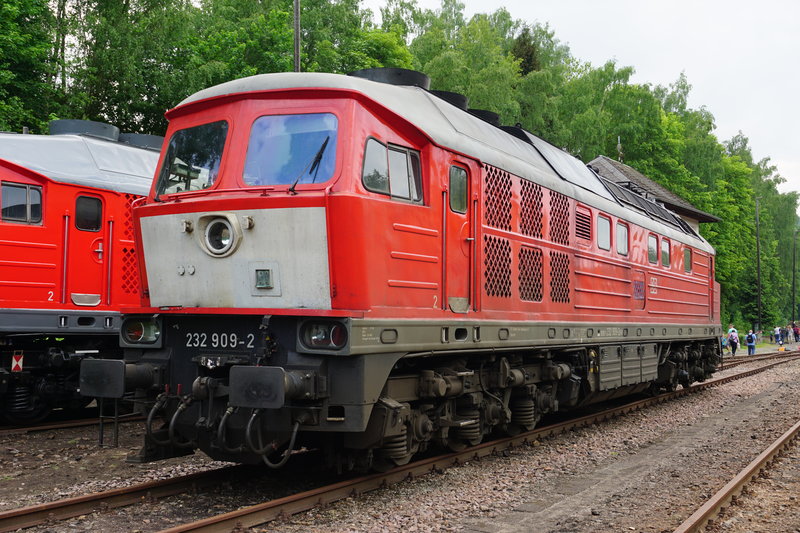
[684,247,692,273]
[156,119,229,196]
[449,165,468,214]
[616,222,629,256]
[1,181,43,225]
[75,195,103,232]
[242,112,338,188]
[661,238,671,268]
[361,137,423,204]
[648,234,658,264]
[597,214,611,251]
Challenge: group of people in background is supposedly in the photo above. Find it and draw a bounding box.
[722,322,800,356]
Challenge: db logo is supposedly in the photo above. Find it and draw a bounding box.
[11,354,23,372]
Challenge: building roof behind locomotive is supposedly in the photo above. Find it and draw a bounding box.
[174,71,714,255]
[0,132,159,196]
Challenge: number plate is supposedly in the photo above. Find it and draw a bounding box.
[184,331,256,350]
[167,316,266,356]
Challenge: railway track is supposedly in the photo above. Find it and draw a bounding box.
[0,413,143,438]
[2,354,797,533]
[673,416,800,533]
[718,350,796,370]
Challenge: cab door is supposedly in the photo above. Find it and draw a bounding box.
[67,194,105,306]
[444,164,471,313]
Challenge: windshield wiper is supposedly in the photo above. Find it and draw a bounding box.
[288,136,330,195]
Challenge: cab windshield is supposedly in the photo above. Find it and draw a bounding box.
[243,113,338,187]
[156,121,228,196]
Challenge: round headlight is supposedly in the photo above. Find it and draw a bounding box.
[122,318,160,344]
[205,218,234,255]
[302,321,348,350]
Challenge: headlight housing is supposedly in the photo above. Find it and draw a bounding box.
[196,214,244,258]
[204,218,234,255]
[121,317,161,345]
[301,321,348,351]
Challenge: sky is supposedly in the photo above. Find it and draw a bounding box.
[362,0,800,198]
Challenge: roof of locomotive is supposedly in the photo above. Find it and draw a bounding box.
[176,72,714,253]
[0,133,159,196]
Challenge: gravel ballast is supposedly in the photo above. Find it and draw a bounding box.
[2,357,799,532]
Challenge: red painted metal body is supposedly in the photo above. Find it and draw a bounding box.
[131,89,719,327]
[0,159,140,313]
[0,126,158,423]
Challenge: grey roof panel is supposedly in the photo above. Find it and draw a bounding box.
[589,155,719,223]
[177,73,715,253]
[0,133,159,196]
[178,72,573,195]
[524,133,614,201]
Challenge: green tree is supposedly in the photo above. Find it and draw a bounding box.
[0,0,53,132]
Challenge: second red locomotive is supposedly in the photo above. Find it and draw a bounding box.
[0,121,160,422]
[82,69,721,470]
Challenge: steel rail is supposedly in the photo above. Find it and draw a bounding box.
[718,350,792,370]
[0,415,143,438]
[673,417,800,533]
[158,355,800,533]
[0,465,249,533]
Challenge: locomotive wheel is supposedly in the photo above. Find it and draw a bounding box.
[66,396,94,412]
[445,436,470,452]
[372,451,414,472]
[2,403,52,425]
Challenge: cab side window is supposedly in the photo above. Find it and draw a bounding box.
[362,138,422,202]
[76,196,102,231]
[449,166,467,213]
[1,182,42,224]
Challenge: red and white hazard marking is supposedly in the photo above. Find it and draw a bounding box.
[11,354,23,372]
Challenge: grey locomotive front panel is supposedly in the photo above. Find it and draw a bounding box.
[140,207,332,309]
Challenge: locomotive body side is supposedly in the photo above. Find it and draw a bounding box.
[82,72,720,470]
[0,131,158,423]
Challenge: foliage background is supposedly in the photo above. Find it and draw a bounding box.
[3,0,797,331]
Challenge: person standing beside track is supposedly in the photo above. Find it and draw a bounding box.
[728,325,740,356]
[745,329,756,355]
[774,325,782,345]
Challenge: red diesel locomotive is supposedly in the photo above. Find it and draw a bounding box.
[0,120,160,423]
[81,69,721,470]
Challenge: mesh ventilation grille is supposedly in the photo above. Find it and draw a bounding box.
[520,180,544,238]
[549,191,570,245]
[550,251,571,303]
[484,166,512,231]
[519,246,544,301]
[484,235,512,298]
[123,194,137,241]
[121,247,139,295]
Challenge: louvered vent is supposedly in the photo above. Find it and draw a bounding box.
[549,191,570,245]
[484,166,512,231]
[550,251,571,303]
[575,209,591,240]
[484,235,512,298]
[520,180,544,238]
[519,246,544,302]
